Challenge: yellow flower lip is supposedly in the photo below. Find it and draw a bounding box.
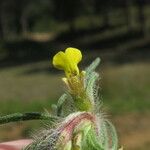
[52,47,82,77]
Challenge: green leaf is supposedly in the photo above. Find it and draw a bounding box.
[81,126,104,150]
[57,94,67,116]
[85,58,101,74]
[104,120,118,150]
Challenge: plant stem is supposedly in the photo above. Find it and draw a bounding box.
[0,112,59,125]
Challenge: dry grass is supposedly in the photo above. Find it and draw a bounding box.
[0,61,63,102]
[101,62,150,114]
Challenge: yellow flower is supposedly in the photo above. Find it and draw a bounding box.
[52,47,82,77]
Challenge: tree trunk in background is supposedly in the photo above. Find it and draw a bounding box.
[69,20,76,33]
[0,14,3,38]
[102,10,110,28]
[137,0,146,36]
[0,1,9,39]
[123,0,131,29]
[21,9,29,35]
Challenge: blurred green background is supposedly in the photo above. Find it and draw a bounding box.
[0,0,150,149]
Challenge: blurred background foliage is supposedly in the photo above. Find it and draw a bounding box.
[0,0,150,149]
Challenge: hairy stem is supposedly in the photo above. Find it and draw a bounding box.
[0,112,59,125]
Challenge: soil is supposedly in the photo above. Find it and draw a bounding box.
[113,113,150,150]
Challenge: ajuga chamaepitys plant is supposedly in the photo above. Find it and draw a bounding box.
[0,47,123,150]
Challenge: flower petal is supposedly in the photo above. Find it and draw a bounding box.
[52,51,67,70]
[52,48,82,77]
[65,47,82,65]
